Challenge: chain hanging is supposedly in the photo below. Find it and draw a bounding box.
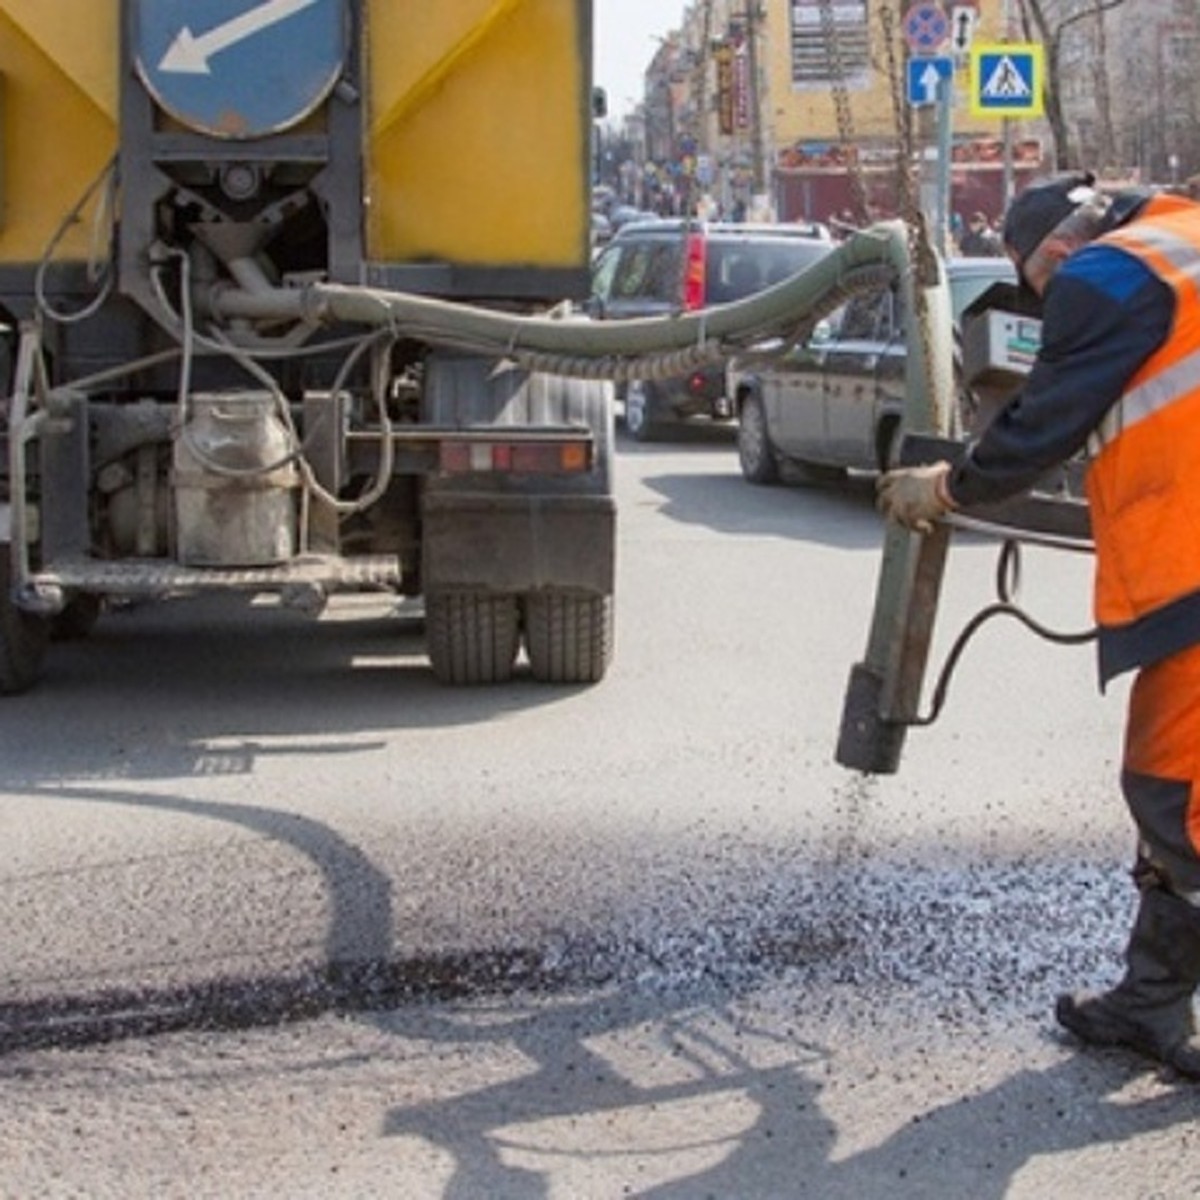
[818,0,869,226]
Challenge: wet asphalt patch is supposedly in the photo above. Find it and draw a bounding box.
[0,859,1130,1055]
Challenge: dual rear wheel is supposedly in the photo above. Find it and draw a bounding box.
[426,590,613,686]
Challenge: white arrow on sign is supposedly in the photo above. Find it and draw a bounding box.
[159,0,321,75]
[917,61,945,104]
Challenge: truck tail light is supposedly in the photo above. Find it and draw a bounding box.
[439,439,592,475]
[683,233,706,311]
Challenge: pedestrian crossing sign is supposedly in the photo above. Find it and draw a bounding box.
[968,43,1044,118]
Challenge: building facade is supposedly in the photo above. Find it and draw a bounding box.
[633,1,1200,227]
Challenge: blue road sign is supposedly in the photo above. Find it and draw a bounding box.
[906,55,954,107]
[902,3,950,54]
[133,0,346,140]
[969,43,1044,118]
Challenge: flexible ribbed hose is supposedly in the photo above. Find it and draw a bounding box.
[210,223,917,383]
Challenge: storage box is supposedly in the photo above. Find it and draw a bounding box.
[962,307,1043,388]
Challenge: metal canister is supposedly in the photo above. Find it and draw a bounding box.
[173,391,299,566]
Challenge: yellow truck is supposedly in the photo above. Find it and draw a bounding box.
[0,0,613,691]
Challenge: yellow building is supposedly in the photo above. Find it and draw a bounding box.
[763,0,1045,225]
[651,0,1048,227]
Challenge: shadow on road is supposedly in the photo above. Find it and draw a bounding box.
[639,466,882,550]
[0,594,582,788]
[376,985,1200,1199]
[5,778,1193,1195]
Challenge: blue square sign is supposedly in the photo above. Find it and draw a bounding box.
[907,56,954,107]
[969,44,1045,118]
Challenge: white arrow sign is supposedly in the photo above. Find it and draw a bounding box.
[917,62,945,104]
[159,0,321,75]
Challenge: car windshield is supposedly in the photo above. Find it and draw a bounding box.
[706,240,830,304]
[863,262,1018,342]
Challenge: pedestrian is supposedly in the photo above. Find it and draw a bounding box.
[877,171,1200,1079]
[959,211,998,256]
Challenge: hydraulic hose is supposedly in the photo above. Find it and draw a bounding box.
[905,538,1096,728]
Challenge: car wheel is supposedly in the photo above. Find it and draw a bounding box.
[737,393,779,484]
[624,379,661,443]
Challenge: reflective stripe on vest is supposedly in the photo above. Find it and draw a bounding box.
[1092,347,1200,451]
[1093,212,1200,451]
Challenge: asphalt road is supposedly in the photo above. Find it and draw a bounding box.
[2,425,1198,1197]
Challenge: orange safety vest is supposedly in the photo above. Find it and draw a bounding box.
[1086,194,1200,678]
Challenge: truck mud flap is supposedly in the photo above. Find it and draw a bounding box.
[421,493,615,596]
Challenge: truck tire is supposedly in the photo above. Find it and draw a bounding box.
[523,591,613,684]
[426,591,520,685]
[0,554,49,695]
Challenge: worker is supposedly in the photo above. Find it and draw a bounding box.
[877,171,1200,1079]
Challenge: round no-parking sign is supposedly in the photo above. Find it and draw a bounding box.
[902,3,950,55]
[134,0,347,140]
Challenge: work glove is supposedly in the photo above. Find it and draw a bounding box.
[876,462,954,534]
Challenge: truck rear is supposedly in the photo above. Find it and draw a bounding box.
[0,0,614,691]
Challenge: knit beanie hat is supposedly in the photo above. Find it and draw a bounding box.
[1002,171,1099,270]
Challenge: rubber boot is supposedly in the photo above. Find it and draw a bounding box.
[1056,885,1200,1079]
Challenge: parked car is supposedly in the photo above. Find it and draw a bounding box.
[590,219,834,440]
[607,205,663,234]
[729,256,1019,483]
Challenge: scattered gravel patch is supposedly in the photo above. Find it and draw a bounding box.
[0,856,1133,1053]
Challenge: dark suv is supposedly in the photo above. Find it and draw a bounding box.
[589,219,833,441]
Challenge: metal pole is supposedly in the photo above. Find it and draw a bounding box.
[1002,117,1014,209]
[746,2,766,196]
[1000,0,1014,208]
[935,74,952,255]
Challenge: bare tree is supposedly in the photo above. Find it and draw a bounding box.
[1088,6,1115,170]
[1016,0,1127,171]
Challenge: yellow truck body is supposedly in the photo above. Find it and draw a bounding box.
[0,0,592,270]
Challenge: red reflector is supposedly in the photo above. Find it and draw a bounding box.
[683,233,706,311]
[688,372,707,394]
[439,440,591,474]
[512,443,589,473]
